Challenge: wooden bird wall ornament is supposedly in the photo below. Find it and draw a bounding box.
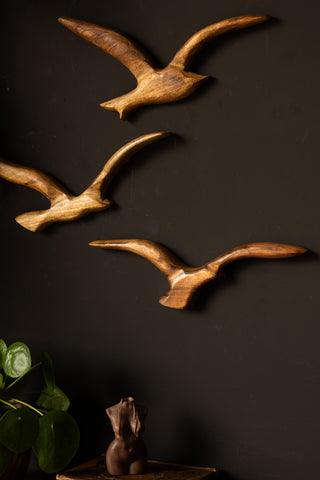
[58,15,269,120]
[89,240,307,310]
[0,132,170,232]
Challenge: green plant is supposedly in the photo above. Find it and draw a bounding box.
[0,339,80,475]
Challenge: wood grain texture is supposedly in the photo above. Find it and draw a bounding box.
[56,455,218,480]
[0,132,170,232]
[89,240,307,310]
[58,15,269,120]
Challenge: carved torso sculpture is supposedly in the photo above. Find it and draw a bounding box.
[106,397,148,475]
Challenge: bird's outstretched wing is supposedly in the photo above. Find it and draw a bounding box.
[208,242,307,270]
[58,17,156,81]
[85,132,170,198]
[0,157,70,203]
[89,239,186,278]
[170,15,269,70]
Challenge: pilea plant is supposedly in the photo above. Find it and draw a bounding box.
[0,339,80,475]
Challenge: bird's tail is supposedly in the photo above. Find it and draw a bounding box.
[159,287,197,310]
[100,91,139,120]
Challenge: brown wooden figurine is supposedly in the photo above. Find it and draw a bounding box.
[58,15,269,120]
[105,397,148,475]
[89,240,307,309]
[0,132,170,232]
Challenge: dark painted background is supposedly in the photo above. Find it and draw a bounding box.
[1,1,319,479]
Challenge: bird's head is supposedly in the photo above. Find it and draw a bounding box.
[84,196,112,212]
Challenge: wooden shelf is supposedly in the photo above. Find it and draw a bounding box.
[56,455,218,480]
[26,472,55,479]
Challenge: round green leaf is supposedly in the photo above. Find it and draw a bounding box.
[41,351,55,395]
[0,445,8,476]
[3,343,31,378]
[0,340,7,370]
[0,409,39,453]
[34,411,80,473]
[36,386,70,412]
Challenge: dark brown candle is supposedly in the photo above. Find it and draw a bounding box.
[106,397,148,475]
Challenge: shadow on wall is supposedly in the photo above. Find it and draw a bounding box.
[60,359,261,480]
[62,363,220,470]
[68,366,150,465]
[218,473,247,480]
[162,414,217,467]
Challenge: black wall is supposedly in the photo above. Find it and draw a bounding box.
[1,1,320,479]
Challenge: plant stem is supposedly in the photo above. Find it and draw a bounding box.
[10,399,43,416]
[5,362,41,391]
[0,398,17,409]
[1,374,7,391]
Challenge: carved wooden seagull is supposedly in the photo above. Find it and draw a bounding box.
[58,15,269,120]
[89,239,307,309]
[0,132,169,232]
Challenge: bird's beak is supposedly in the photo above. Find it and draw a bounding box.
[101,199,112,207]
